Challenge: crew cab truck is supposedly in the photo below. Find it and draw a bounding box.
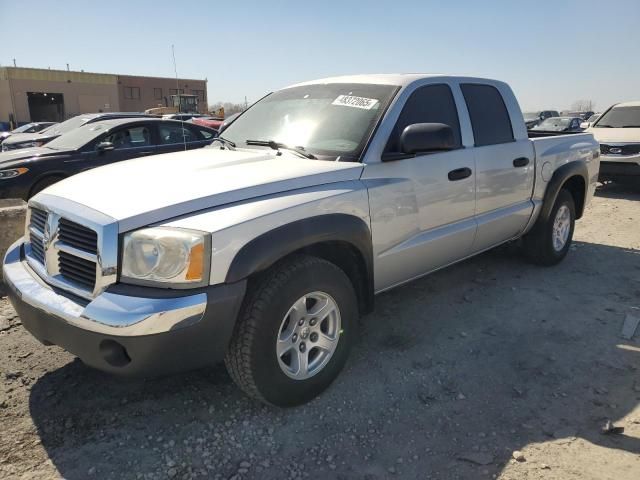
[3,74,600,406]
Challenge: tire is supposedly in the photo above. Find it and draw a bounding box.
[225,254,358,407]
[523,189,575,266]
[29,176,64,199]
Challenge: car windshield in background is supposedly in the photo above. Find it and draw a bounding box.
[221,83,398,160]
[44,116,94,136]
[595,106,640,128]
[45,123,109,150]
[532,117,572,131]
[523,112,540,121]
[12,123,38,133]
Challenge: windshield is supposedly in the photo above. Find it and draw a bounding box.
[46,122,110,150]
[44,115,95,136]
[221,83,398,160]
[12,123,37,133]
[595,106,640,128]
[533,117,572,131]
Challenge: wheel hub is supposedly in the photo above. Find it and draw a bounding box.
[276,292,341,380]
[552,205,571,252]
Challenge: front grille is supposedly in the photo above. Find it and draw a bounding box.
[28,208,47,264]
[58,251,97,289]
[600,144,640,155]
[58,218,98,253]
[25,205,107,297]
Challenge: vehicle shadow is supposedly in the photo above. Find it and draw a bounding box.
[27,240,640,479]
[596,181,640,200]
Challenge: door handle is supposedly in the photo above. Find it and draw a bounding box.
[513,157,530,167]
[448,167,472,181]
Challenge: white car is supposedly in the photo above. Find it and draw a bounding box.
[588,101,640,182]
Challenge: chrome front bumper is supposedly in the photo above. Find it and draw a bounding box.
[3,239,246,376]
[3,239,207,336]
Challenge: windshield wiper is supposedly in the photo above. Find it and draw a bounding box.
[245,140,316,159]
[594,124,613,128]
[210,136,236,149]
[621,125,640,128]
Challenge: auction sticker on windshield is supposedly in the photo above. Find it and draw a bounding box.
[332,95,379,110]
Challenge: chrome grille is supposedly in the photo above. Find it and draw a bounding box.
[28,207,47,264]
[58,251,97,289]
[58,218,98,253]
[24,201,116,300]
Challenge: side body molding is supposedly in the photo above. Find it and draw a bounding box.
[225,214,374,312]
[538,160,588,223]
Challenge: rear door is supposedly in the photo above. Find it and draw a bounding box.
[460,83,535,252]
[363,83,477,291]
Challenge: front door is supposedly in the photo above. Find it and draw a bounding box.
[362,84,477,292]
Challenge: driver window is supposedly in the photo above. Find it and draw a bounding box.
[102,126,151,150]
[386,84,462,153]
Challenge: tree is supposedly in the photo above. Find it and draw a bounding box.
[208,101,246,117]
[570,100,595,112]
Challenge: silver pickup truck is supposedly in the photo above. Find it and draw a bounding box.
[3,74,600,406]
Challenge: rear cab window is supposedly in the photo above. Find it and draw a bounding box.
[460,84,514,146]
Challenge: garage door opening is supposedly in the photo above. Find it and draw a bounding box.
[27,92,64,122]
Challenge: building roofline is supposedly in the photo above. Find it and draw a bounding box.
[0,66,206,83]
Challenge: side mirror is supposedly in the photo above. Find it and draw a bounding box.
[97,141,114,152]
[400,123,455,154]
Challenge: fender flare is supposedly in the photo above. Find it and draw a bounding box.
[538,160,588,224]
[225,214,374,310]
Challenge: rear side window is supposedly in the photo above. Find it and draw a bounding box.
[461,84,514,146]
[159,123,197,144]
[193,127,215,140]
[386,84,462,152]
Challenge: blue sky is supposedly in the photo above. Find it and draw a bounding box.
[1,0,638,111]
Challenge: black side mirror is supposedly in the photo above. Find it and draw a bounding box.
[400,123,455,154]
[97,141,114,152]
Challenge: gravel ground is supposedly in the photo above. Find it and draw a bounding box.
[1,183,639,480]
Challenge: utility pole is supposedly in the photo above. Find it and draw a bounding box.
[13,58,17,67]
[66,63,70,71]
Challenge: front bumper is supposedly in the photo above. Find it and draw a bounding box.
[3,239,246,376]
[599,155,640,179]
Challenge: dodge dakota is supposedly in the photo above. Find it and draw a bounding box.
[3,74,600,406]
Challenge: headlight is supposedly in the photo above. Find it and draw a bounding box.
[0,167,28,179]
[121,227,210,287]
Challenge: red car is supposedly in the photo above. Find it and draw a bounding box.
[192,116,224,130]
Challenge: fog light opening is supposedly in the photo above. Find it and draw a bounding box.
[99,340,131,367]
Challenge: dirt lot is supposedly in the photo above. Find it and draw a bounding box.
[1,184,639,480]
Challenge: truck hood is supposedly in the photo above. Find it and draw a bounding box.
[589,127,640,143]
[40,147,364,232]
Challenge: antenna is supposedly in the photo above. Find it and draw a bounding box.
[172,44,188,152]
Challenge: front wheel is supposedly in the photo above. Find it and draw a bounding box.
[522,189,576,266]
[224,255,358,406]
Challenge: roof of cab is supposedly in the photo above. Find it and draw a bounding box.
[614,100,640,107]
[285,73,504,89]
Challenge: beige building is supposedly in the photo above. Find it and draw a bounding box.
[0,67,208,130]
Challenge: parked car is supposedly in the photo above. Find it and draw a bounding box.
[0,122,57,145]
[191,116,224,130]
[562,111,594,121]
[1,113,153,151]
[524,110,559,129]
[162,113,207,121]
[588,101,640,182]
[530,116,585,133]
[580,113,601,129]
[3,74,599,406]
[0,118,217,200]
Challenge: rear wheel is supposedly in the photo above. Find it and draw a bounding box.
[523,189,575,266]
[224,255,357,406]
